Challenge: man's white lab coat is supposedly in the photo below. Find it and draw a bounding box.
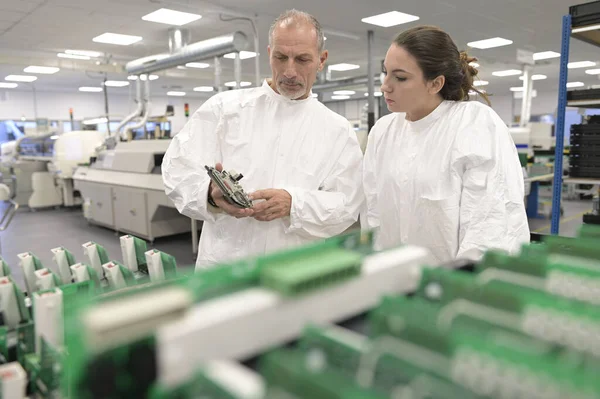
[162,80,364,269]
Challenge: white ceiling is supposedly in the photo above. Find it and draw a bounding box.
[0,0,598,101]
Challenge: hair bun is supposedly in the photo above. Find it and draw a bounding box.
[459,51,478,77]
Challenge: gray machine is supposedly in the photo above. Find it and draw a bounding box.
[73,140,191,243]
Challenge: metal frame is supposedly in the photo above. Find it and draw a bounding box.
[550,14,572,235]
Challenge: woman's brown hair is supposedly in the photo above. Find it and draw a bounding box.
[393,25,491,106]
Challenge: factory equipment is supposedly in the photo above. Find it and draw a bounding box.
[72,139,191,243]
[1,225,600,398]
[8,131,105,209]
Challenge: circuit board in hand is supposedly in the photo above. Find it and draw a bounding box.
[205,165,253,209]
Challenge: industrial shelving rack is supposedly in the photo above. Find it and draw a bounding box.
[551,2,600,234]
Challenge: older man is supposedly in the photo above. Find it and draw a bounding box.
[162,9,364,270]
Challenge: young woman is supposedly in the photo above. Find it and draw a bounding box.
[363,25,530,263]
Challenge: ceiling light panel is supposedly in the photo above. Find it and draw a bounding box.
[492,69,522,77]
[224,81,252,87]
[93,33,142,46]
[519,74,547,81]
[142,8,202,26]
[104,81,129,87]
[58,53,90,60]
[194,86,214,92]
[333,90,355,95]
[568,61,596,69]
[167,91,186,96]
[5,75,37,82]
[79,87,103,92]
[0,83,18,88]
[223,51,257,60]
[24,66,59,74]
[361,11,419,27]
[328,63,360,72]
[467,37,513,49]
[185,62,210,69]
[533,51,560,60]
[65,49,103,58]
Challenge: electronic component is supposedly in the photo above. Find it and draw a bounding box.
[0,362,27,399]
[51,247,77,285]
[205,165,253,209]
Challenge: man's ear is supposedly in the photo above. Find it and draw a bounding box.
[319,50,328,71]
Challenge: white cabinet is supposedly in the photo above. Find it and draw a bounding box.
[88,185,114,227]
[113,188,148,238]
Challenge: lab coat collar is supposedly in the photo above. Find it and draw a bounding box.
[406,100,453,132]
[262,79,314,104]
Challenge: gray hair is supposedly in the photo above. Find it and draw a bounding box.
[268,9,326,53]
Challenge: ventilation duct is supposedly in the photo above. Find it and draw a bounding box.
[125,32,248,75]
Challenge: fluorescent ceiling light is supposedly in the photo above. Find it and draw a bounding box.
[361,11,419,28]
[329,63,360,72]
[93,33,142,46]
[467,37,513,49]
[224,51,257,60]
[167,91,186,96]
[568,61,596,69]
[572,24,600,33]
[139,74,159,81]
[334,90,355,95]
[0,83,17,88]
[185,62,210,69]
[193,86,214,92]
[128,75,138,80]
[519,74,547,81]
[586,69,600,75]
[66,49,103,58]
[510,87,524,92]
[311,93,319,98]
[469,90,486,95]
[533,51,560,61]
[224,81,252,87]
[473,80,489,87]
[79,87,102,92]
[331,95,350,100]
[141,8,202,26]
[104,80,129,87]
[364,92,383,97]
[469,62,480,68]
[5,75,37,82]
[492,69,522,77]
[567,82,585,88]
[83,117,108,125]
[24,66,59,74]
[58,53,90,60]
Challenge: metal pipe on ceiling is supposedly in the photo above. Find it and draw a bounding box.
[311,74,382,92]
[123,78,151,141]
[115,79,143,134]
[125,32,248,75]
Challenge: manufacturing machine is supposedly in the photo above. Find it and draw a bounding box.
[72,139,191,243]
[9,131,106,209]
